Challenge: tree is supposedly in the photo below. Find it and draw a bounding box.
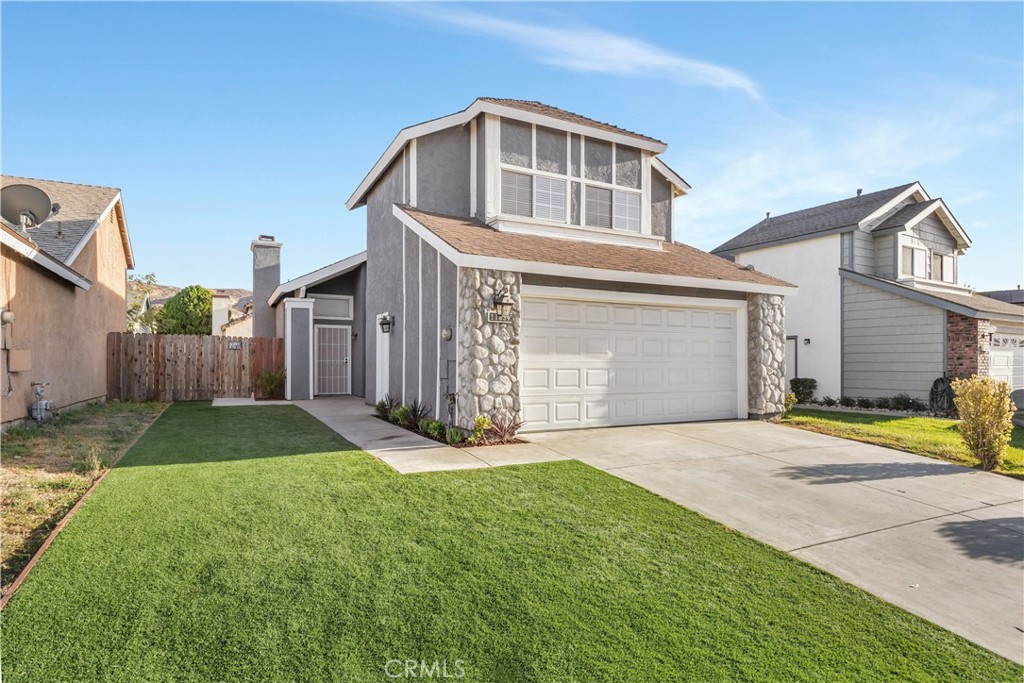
[157,285,213,335]
[127,272,159,332]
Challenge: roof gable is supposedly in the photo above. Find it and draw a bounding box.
[712,182,921,254]
[870,197,970,248]
[1,175,134,268]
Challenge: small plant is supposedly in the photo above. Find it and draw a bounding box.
[468,415,493,445]
[856,397,875,409]
[417,417,433,434]
[445,426,466,445]
[839,396,856,408]
[789,378,817,404]
[73,446,108,480]
[874,396,892,410]
[425,420,446,441]
[951,376,1014,471]
[488,414,525,444]
[783,393,797,415]
[909,398,927,412]
[381,393,400,416]
[408,399,432,429]
[890,393,915,411]
[374,400,389,419]
[256,369,286,399]
[820,395,837,407]
[390,404,411,426]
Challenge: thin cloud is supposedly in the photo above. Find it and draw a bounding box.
[413,6,761,99]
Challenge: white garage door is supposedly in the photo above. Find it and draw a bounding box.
[519,290,743,432]
[990,335,1024,391]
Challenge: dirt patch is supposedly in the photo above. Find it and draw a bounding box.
[2,401,166,594]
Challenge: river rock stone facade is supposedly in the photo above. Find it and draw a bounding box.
[456,268,521,429]
[747,293,786,420]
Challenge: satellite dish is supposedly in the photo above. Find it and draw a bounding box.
[0,184,57,231]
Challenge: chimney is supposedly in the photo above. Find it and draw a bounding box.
[856,189,863,197]
[251,235,282,338]
[211,292,231,336]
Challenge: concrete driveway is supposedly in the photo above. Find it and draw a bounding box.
[527,420,1024,663]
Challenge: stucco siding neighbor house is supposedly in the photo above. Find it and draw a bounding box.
[0,175,134,424]
[713,183,1024,399]
[285,97,792,432]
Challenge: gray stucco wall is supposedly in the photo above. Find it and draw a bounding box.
[874,233,896,279]
[500,118,532,168]
[307,263,366,397]
[438,257,458,420]
[403,227,421,403]
[288,306,312,400]
[651,174,672,241]
[420,243,439,414]
[417,125,471,217]
[614,145,641,189]
[366,153,407,404]
[842,278,945,399]
[252,242,280,338]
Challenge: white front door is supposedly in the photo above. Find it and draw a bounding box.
[314,325,351,396]
[519,288,744,432]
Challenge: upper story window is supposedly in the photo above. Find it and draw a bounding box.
[498,118,642,232]
[901,246,927,278]
[932,252,955,283]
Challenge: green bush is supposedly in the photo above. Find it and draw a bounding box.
[789,378,817,404]
[390,405,411,426]
[856,397,875,409]
[425,420,446,440]
[445,427,465,445]
[820,395,837,407]
[890,393,915,411]
[952,376,1014,471]
[417,418,433,434]
[784,393,797,414]
[874,396,892,410]
[255,369,285,400]
[839,396,856,408]
[374,400,389,419]
[468,415,493,445]
[156,285,212,335]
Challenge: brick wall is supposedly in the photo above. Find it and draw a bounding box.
[946,312,992,379]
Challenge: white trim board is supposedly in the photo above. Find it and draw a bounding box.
[393,205,795,296]
[268,251,367,306]
[347,99,672,209]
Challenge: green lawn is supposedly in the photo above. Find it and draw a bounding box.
[4,403,1019,682]
[784,408,1024,478]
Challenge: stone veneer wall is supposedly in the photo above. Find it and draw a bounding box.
[747,294,786,420]
[946,312,992,379]
[456,268,522,429]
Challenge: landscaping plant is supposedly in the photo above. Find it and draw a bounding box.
[445,426,466,445]
[890,393,915,411]
[839,396,856,408]
[789,378,817,404]
[951,376,1014,471]
[820,396,837,407]
[374,400,389,419]
[417,418,433,434]
[408,399,432,429]
[488,414,525,444]
[381,393,400,417]
[156,285,213,335]
[874,397,892,410]
[783,393,797,415]
[255,369,286,400]
[468,415,493,445]
[390,405,411,426]
[856,397,875,409]
[425,420,446,441]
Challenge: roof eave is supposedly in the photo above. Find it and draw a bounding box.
[268,251,368,306]
[712,224,857,256]
[1,223,92,290]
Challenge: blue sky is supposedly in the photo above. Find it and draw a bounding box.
[3,2,1021,290]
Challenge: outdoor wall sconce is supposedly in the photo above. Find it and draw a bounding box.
[378,313,395,334]
[803,338,811,345]
[441,327,453,341]
[488,286,515,324]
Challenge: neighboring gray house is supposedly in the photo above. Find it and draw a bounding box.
[713,183,1024,399]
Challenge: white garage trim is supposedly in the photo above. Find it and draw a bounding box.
[520,285,749,429]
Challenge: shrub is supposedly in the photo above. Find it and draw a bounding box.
[952,376,1014,471]
[408,399,432,428]
[381,393,400,416]
[488,414,525,443]
[783,393,797,415]
[856,397,875,409]
[255,369,286,400]
[374,400,389,419]
[890,393,915,411]
[417,418,433,434]
[156,285,212,335]
[390,405,411,426]
[468,415,493,445]
[820,395,837,407]
[839,396,855,408]
[874,396,892,410]
[425,420,446,441]
[445,426,466,445]
[789,378,817,404]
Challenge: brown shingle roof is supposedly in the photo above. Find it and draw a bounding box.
[478,98,664,146]
[2,175,121,265]
[400,206,793,289]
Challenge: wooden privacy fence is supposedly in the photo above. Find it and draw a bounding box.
[107,333,285,401]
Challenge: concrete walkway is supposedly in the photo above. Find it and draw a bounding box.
[291,398,1022,661]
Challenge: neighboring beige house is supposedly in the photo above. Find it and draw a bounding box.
[0,175,134,424]
[212,289,254,337]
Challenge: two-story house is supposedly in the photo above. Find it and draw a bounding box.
[713,183,1024,400]
[262,99,795,431]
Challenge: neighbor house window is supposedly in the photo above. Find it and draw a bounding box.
[941,254,954,283]
[901,246,927,277]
